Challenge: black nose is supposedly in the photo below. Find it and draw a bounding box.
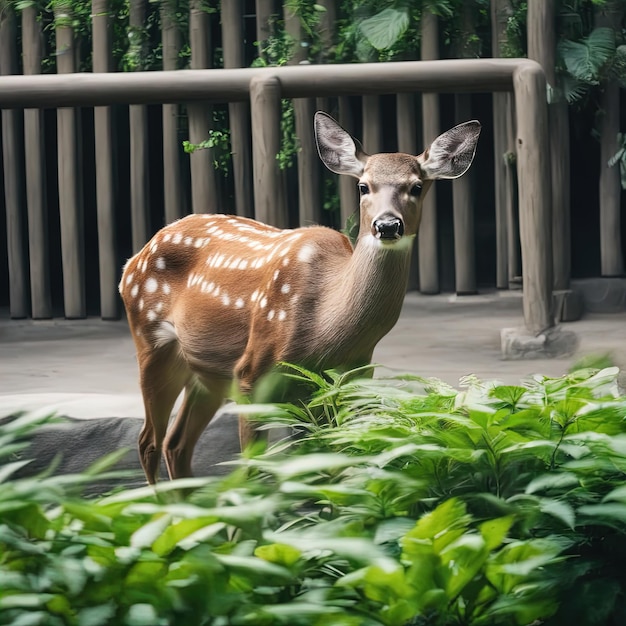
[372,216,404,240]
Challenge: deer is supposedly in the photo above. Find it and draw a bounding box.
[119,112,481,484]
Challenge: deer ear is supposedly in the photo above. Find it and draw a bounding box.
[314,111,368,178]
[418,120,481,180]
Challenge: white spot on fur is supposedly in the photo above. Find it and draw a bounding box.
[184,236,193,246]
[155,257,166,270]
[251,290,259,302]
[163,233,172,242]
[147,310,157,322]
[163,283,171,295]
[153,321,178,348]
[281,283,291,294]
[145,277,158,293]
[297,244,316,263]
[125,272,134,285]
[278,310,287,321]
[235,297,245,308]
[282,257,290,267]
[267,309,275,321]
[273,270,280,281]
[259,296,268,309]
[173,233,183,244]
[221,293,231,306]
[130,284,139,298]
[194,238,204,248]
[138,298,144,312]
[155,301,163,313]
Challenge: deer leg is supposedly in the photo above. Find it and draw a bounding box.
[138,347,189,484]
[163,377,229,479]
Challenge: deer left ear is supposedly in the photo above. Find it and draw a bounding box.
[418,120,481,180]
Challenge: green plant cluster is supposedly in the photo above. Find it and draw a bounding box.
[3,365,626,625]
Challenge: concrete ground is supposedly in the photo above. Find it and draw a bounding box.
[2,290,626,420]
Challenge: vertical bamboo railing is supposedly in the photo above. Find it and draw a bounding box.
[418,9,440,294]
[338,97,358,230]
[222,0,254,218]
[188,0,218,215]
[21,5,51,318]
[250,75,287,227]
[128,0,150,251]
[55,3,85,318]
[396,91,419,290]
[284,5,319,227]
[92,0,118,319]
[0,6,28,318]
[161,0,184,224]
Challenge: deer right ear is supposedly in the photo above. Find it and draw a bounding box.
[314,112,368,178]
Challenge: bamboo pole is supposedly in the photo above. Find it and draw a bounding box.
[255,0,276,62]
[55,3,85,318]
[419,9,440,294]
[161,0,184,224]
[250,75,286,227]
[129,0,150,251]
[92,0,118,319]
[222,0,254,218]
[0,6,28,318]
[188,0,218,215]
[284,4,319,226]
[21,5,51,318]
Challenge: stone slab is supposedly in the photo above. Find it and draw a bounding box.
[501,325,579,360]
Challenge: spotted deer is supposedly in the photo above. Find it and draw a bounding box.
[119,112,481,484]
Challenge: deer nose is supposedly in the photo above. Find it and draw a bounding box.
[372,215,404,240]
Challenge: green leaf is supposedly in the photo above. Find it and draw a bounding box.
[479,516,514,551]
[558,27,616,83]
[130,514,172,550]
[360,8,409,51]
[255,543,302,567]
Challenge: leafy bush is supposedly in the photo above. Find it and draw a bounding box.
[2,366,626,625]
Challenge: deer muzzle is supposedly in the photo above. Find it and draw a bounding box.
[372,215,405,240]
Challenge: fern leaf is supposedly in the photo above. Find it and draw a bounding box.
[558,27,616,84]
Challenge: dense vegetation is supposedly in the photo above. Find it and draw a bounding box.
[2,364,626,625]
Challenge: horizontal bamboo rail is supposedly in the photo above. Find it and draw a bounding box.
[0,58,553,336]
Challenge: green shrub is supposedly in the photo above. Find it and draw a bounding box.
[2,366,626,625]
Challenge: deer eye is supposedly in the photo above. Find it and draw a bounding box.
[358,183,370,195]
[410,183,422,197]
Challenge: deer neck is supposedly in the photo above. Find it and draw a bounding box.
[314,234,415,364]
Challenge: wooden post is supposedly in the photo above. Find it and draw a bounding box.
[92,0,118,319]
[452,94,477,295]
[504,93,521,285]
[161,0,183,224]
[255,0,276,62]
[0,6,28,318]
[527,0,571,290]
[21,6,51,318]
[419,9,440,294]
[514,63,553,334]
[338,97,358,230]
[596,2,624,277]
[55,3,85,318]
[188,0,218,215]
[362,96,382,154]
[491,0,515,290]
[396,93,419,290]
[250,75,286,227]
[129,0,150,251]
[284,4,319,226]
[222,0,254,218]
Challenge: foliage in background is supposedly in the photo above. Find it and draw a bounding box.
[3,366,626,624]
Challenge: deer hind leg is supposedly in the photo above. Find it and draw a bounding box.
[137,345,190,484]
[163,377,229,479]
